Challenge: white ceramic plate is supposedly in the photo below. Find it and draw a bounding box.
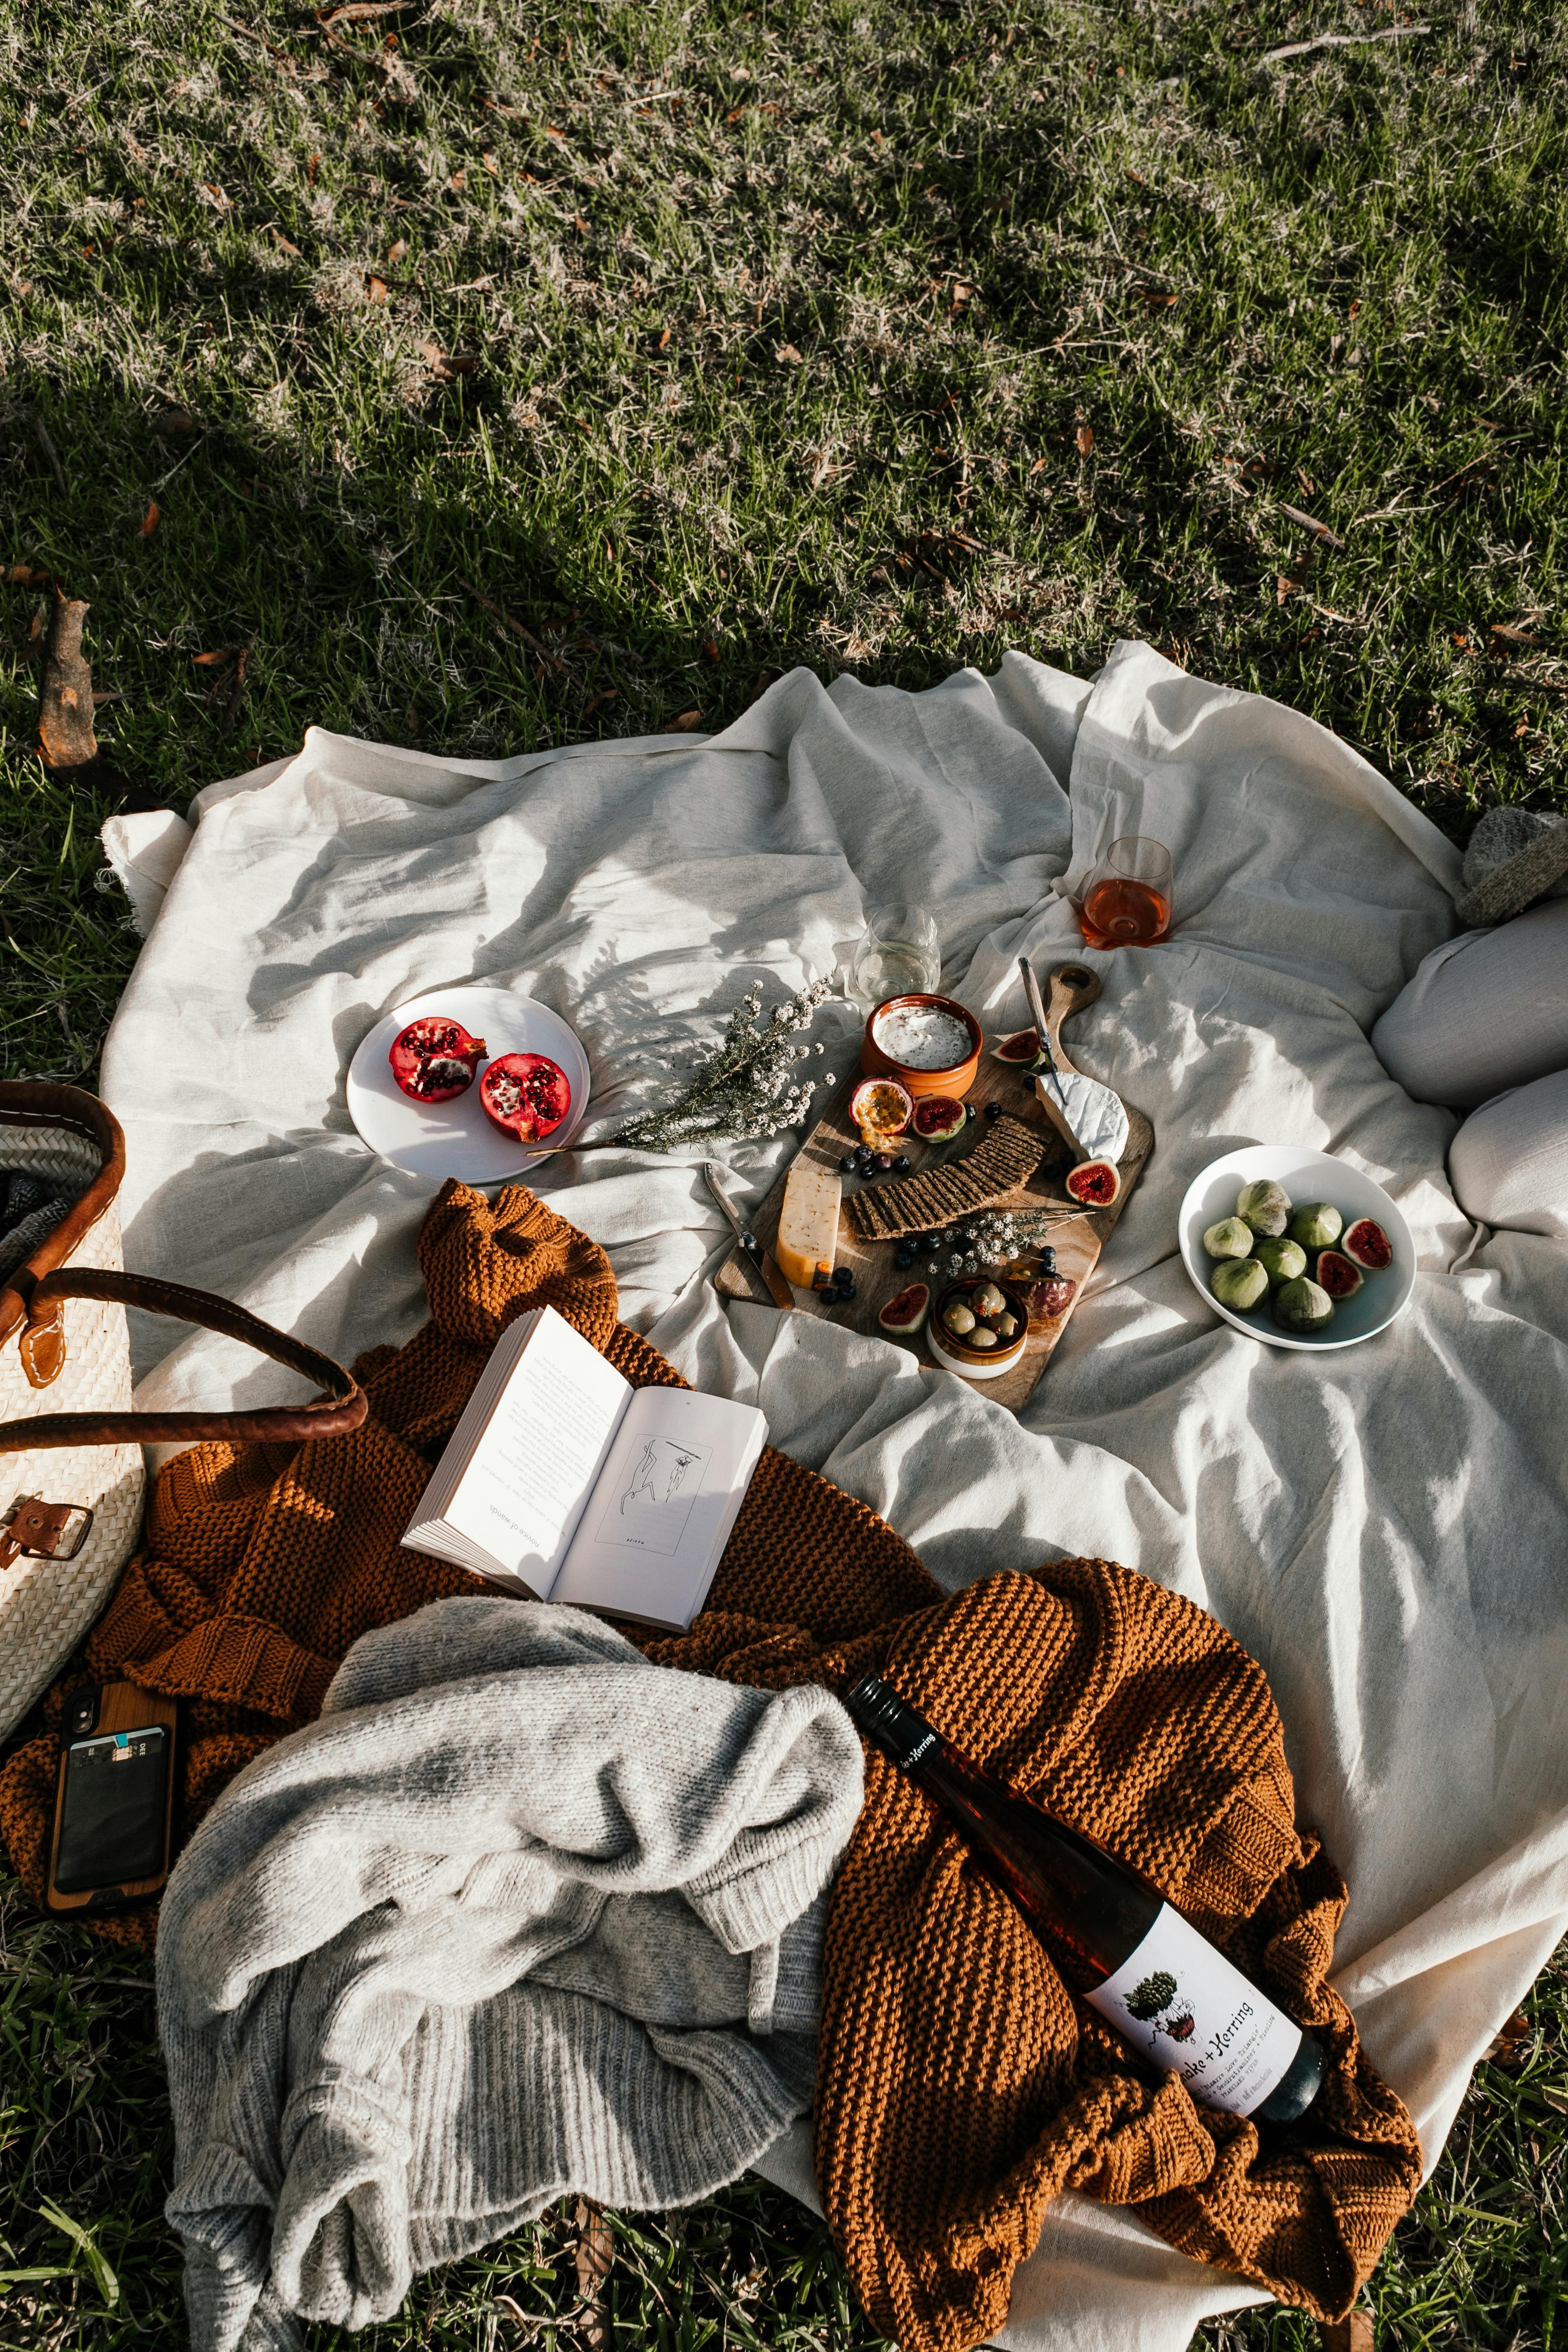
[346,985,591,1182]
[1177,1144,1415,1352]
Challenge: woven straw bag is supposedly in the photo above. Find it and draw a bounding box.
[0,1083,366,1741]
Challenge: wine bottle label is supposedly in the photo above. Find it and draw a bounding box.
[1086,1904,1302,2118]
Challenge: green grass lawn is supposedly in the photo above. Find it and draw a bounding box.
[3,0,1567,2343]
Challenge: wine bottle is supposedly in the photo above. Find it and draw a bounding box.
[844,1674,1326,2123]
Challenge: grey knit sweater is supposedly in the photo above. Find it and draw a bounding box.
[156,1597,863,2352]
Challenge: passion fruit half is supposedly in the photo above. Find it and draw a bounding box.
[849,1077,913,1141]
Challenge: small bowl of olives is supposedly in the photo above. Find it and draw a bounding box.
[926,1274,1032,1380]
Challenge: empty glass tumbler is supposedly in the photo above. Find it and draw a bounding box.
[848,903,942,1009]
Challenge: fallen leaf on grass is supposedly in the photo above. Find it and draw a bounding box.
[366,273,389,303]
[308,153,321,184]
[137,502,160,537]
[2,562,51,586]
[1483,2009,1532,2063]
[271,226,303,257]
[191,650,233,667]
[1076,423,1094,456]
[1540,2086,1568,2116]
[387,236,407,261]
[775,343,803,364]
[701,637,720,663]
[1277,499,1345,549]
[581,689,617,723]
[419,341,477,380]
[667,707,703,731]
[1490,622,1542,648]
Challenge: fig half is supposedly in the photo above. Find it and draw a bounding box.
[990,1027,1043,1066]
[479,1051,572,1143]
[878,1281,930,1334]
[911,1094,969,1142]
[1064,1156,1121,1208]
[1342,1217,1393,1271]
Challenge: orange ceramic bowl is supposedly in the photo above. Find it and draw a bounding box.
[860,994,982,1101]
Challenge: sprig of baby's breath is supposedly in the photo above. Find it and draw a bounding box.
[601,979,832,1151]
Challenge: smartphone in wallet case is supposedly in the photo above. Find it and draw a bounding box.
[46,1681,179,1913]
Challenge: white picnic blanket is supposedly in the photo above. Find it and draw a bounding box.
[99,641,1568,2352]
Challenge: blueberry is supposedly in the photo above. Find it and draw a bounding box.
[922,1232,943,1255]
[984,1099,1002,1120]
[895,1154,910,1171]
[840,1153,856,1172]
[895,1246,914,1269]
[875,1151,893,1171]
[836,1277,857,1300]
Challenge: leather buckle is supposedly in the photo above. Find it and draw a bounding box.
[0,1496,94,1575]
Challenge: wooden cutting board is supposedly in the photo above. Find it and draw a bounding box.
[714,962,1154,1413]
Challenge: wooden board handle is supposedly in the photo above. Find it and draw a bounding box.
[1042,962,1100,1078]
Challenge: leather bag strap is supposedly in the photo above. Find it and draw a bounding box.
[0,1268,367,1451]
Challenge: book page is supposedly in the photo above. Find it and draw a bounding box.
[442,1308,631,1591]
[552,1385,765,1627]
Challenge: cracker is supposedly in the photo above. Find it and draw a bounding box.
[846,1114,1048,1242]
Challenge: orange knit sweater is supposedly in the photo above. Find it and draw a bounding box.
[0,1182,1420,2348]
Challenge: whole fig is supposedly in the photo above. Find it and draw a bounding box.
[1274,1275,1335,1333]
[1253,1237,1307,1287]
[1288,1200,1343,1251]
[1236,1178,1292,1238]
[1211,1259,1269,1313]
[1203,1217,1253,1261]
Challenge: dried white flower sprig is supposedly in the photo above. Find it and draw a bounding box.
[599,977,832,1152]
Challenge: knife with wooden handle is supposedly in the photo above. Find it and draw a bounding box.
[703,1163,796,1311]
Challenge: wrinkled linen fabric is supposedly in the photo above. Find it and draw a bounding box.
[1448,1070,1568,1240]
[99,640,1568,2351]
[157,1595,860,2352]
[1371,895,1568,1108]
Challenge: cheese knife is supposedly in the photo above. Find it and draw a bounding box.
[1018,955,1086,1155]
[703,1163,796,1311]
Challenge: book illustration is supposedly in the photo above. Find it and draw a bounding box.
[623,1436,700,1512]
[594,1435,713,1557]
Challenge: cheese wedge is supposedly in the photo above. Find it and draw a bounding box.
[775,1161,842,1291]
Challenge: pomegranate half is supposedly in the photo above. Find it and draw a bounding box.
[479,1051,573,1144]
[389,1016,487,1102]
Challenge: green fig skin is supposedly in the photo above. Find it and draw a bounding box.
[1253,1237,1307,1287]
[1236,1178,1292,1238]
[1203,1217,1254,1261]
[1288,1200,1343,1251]
[1274,1275,1335,1332]
[1212,1258,1270,1312]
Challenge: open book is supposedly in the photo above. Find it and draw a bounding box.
[401,1305,766,1631]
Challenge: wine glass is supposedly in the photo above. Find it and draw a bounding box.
[1077,836,1173,949]
[848,902,941,1008]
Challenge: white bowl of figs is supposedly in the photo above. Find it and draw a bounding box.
[1178,1146,1415,1352]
